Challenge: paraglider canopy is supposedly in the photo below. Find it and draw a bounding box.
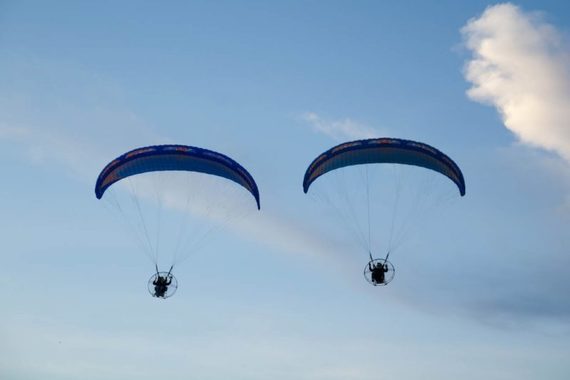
[95,144,260,209]
[303,137,465,196]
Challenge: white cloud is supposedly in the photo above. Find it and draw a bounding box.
[302,112,378,141]
[462,3,570,161]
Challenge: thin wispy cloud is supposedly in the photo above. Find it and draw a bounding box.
[0,122,109,182]
[0,60,346,268]
[302,112,378,141]
[462,3,570,161]
[0,126,342,267]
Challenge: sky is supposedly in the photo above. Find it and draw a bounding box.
[1,1,570,379]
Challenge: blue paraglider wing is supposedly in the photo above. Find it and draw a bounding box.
[303,138,465,196]
[95,145,260,209]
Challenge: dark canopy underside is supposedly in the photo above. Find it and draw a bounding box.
[303,138,465,196]
[95,144,260,209]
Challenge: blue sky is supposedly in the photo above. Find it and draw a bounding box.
[1,1,570,379]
